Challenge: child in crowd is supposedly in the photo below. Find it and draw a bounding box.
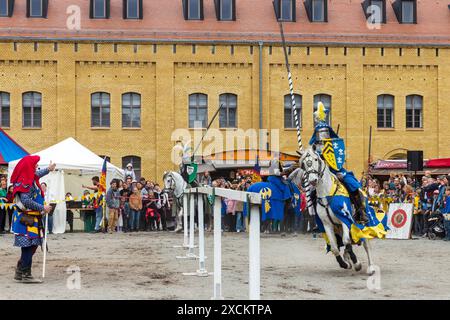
[119,188,130,233]
[129,186,142,232]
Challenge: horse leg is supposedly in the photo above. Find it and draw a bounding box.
[342,225,362,272]
[363,239,375,275]
[175,207,183,233]
[324,224,350,270]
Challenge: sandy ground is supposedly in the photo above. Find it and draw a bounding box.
[0,231,449,300]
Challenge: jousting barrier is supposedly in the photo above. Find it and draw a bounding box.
[173,186,262,300]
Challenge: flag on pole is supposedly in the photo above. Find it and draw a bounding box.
[251,156,262,183]
[99,157,107,231]
[99,157,107,194]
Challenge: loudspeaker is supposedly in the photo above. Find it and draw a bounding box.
[407,150,423,172]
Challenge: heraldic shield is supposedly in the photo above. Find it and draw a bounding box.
[186,163,198,183]
[322,138,346,171]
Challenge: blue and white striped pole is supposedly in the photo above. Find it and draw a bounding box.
[273,2,315,214]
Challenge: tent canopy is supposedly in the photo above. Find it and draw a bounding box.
[0,128,29,165]
[7,138,124,234]
[8,137,124,179]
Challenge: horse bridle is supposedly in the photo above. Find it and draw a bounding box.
[301,152,326,182]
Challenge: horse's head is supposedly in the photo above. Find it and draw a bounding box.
[163,171,175,191]
[299,146,326,187]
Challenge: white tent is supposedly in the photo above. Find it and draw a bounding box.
[8,137,124,234]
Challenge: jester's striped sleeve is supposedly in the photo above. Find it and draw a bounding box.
[19,191,45,212]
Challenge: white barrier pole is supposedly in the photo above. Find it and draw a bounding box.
[178,191,198,260]
[249,204,260,300]
[173,192,189,249]
[183,193,211,277]
[188,192,197,254]
[212,194,224,299]
[183,193,189,247]
[196,194,209,275]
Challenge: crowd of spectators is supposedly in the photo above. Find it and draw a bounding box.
[1,167,449,240]
[362,171,450,240]
[74,174,172,234]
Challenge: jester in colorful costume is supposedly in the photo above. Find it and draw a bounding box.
[310,102,368,224]
[10,155,56,283]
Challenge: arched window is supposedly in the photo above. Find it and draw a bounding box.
[406,95,423,129]
[91,92,110,128]
[122,155,141,180]
[313,94,331,125]
[122,92,141,128]
[284,94,302,129]
[189,93,208,128]
[0,92,10,128]
[377,94,394,128]
[219,93,237,128]
[23,91,42,128]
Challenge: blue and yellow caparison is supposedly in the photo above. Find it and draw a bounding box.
[317,175,389,246]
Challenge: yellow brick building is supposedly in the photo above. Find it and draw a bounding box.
[0,0,449,181]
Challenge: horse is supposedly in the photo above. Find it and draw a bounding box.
[290,147,385,274]
[163,171,187,233]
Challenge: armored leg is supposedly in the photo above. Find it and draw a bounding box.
[350,190,369,224]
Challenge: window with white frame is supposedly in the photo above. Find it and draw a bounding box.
[280,0,293,21]
[284,94,302,129]
[312,0,325,22]
[189,93,208,128]
[122,92,141,128]
[219,93,237,128]
[23,92,42,128]
[377,94,394,128]
[125,0,140,19]
[91,92,110,128]
[0,0,9,17]
[220,0,233,20]
[29,0,43,17]
[188,0,201,20]
[92,0,107,18]
[0,92,10,128]
[406,95,423,129]
[368,0,384,24]
[401,0,414,23]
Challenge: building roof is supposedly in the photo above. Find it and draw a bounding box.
[0,0,448,46]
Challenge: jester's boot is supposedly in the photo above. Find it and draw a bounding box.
[21,267,42,284]
[350,190,369,224]
[14,261,23,282]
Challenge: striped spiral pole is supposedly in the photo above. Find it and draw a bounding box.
[273,2,315,213]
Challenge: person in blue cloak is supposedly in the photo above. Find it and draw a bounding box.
[246,160,301,231]
[309,103,368,223]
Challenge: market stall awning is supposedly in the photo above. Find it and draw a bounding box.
[369,158,450,176]
[0,128,29,165]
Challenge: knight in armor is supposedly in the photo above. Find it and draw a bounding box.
[310,102,369,223]
[176,140,198,187]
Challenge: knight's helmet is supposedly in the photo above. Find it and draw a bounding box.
[268,159,283,176]
[313,101,331,143]
[177,140,192,165]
